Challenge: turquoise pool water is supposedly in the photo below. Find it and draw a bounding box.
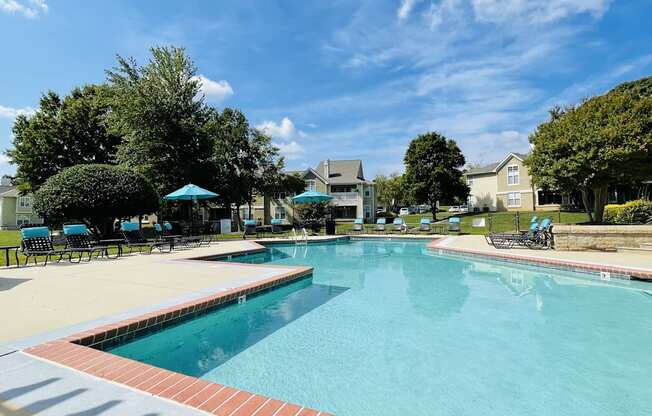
[110,240,652,415]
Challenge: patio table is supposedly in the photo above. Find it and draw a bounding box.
[0,245,20,267]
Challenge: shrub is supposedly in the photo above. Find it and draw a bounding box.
[603,199,652,224]
[294,202,329,222]
[33,164,160,236]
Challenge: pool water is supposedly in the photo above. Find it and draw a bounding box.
[109,240,652,415]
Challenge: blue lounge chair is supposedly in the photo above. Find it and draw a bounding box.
[121,222,171,253]
[419,217,432,233]
[393,217,405,232]
[271,219,284,234]
[486,218,553,249]
[375,218,386,233]
[63,224,119,261]
[20,226,74,266]
[243,219,257,239]
[352,218,364,233]
[448,217,461,233]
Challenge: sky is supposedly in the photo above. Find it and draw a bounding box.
[1,0,651,178]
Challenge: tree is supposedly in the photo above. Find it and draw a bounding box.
[33,164,159,236]
[374,173,411,213]
[526,78,652,222]
[206,108,285,226]
[107,46,214,196]
[404,132,469,219]
[7,84,121,192]
[295,202,329,222]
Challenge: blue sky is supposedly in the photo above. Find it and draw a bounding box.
[1,0,651,178]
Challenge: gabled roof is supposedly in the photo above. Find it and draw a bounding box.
[0,185,16,197]
[465,152,528,176]
[315,160,365,184]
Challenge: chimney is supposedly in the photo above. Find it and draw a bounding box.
[324,159,330,178]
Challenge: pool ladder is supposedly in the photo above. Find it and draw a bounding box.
[291,227,308,245]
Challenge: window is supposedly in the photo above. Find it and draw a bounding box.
[507,166,519,185]
[364,206,371,219]
[331,184,356,193]
[306,180,316,191]
[18,196,31,208]
[16,215,30,227]
[274,192,286,200]
[507,192,521,207]
[537,190,562,205]
[364,188,371,197]
[274,206,286,220]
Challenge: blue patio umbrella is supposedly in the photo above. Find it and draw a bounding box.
[163,184,218,229]
[163,184,218,201]
[291,191,333,203]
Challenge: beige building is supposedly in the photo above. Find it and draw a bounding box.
[465,152,564,212]
[242,159,376,224]
[0,177,43,229]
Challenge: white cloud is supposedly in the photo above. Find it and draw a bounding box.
[192,74,234,102]
[274,141,305,160]
[471,0,612,24]
[256,117,305,140]
[397,0,422,21]
[0,154,10,164]
[0,0,48,18]
[0,105,35,119]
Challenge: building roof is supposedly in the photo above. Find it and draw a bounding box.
[465,152,529,176]
[0,185,16,197]
[315,160,365,184]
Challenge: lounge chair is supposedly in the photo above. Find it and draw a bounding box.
[271,219,284,235]
[448,217,461,233]
[20,226,74,266]
[486,218,553,249]
[63,224,119,261]
[243,219,257,239]
[374,218,386,234]
[392,217,405,233]
[121,222,171,253]
[418,217,432,233]
[352,218,364,233]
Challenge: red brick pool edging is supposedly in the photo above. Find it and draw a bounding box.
[428,240,652,281]
[24,264,332,416]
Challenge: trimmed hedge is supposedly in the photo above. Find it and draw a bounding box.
[33,164,159,235]
[603,199,652,224]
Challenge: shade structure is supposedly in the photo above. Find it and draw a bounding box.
[292,191,334,204]
[163,184,218,201]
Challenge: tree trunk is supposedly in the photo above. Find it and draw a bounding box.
[234,204,241,231]
[580,189,594,222]
[592,185,609,223]
[431,202,438,221]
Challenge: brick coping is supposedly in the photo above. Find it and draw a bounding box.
[428,239,652,281]
[23,243,332,416]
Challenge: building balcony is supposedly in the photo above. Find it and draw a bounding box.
[330,192,361,206]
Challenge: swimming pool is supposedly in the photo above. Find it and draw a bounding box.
[109,240,652,415]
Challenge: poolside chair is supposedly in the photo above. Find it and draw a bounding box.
[392,217,405,233]
[374,218,386,234]
[352,218,364,233]
[63,224,119,261]
[121,222,171,254]
[243,219,257,239]
[271,219,284,235]
[20,226,74,266]
[418,217,432,233]
[448,217,461,233]
[486,218,553,249]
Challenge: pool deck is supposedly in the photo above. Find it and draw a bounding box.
[430,235,652,280]
[1,234,650,415]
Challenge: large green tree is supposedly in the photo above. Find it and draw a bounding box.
[374,172,411,213]
[526,78,652,222]
[206,108,286,225]
[7,84,121,191]
[107,46,214,196]
[404,132,469,219]
[33,164,159,236]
